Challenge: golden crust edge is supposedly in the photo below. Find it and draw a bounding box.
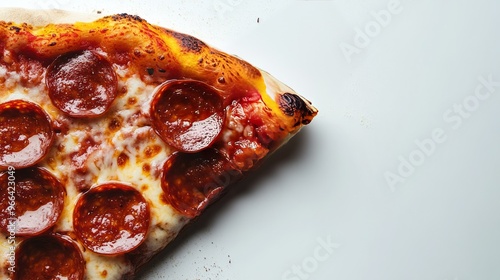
[261,69,318,126]
[0,8,318,130]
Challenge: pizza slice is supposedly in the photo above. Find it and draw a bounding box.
[0,9,317,279]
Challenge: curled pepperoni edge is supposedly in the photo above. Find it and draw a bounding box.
[14,233,85,280]
[150,79,226,153]
[0,99,54,170]
[0,167,65,237]
[161,148,243,218]
[72,182,151,255]
[45,50,118,118]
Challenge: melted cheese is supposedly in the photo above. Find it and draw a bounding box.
[0,69,188,279]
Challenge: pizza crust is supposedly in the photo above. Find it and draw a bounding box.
[0,7,317,128]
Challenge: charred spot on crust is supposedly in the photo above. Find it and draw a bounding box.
[110,13,145,23]
[279,92,306,116]
[9,25,21,33]
[170,32,206,53]
[279,92,317,125]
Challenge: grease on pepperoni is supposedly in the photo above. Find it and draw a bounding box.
[73,182,150,255]
[0,100,54,169]
[0,167,65,236]
[150,80,225,153]
[46,50,118,117]
[161,148,242,218]
[14,233,85,280]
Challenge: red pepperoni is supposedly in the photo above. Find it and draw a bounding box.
[14,233,85,280]
[0,167,65,236]
[0,100,54,169]
[46,50,118,118]
[73,182,150,255]
[162,148,242,218]
[150,80,225,153]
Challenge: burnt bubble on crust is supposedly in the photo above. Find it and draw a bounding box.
[167,31,206,53]
[279,92,317,125]
[109,13,146,23]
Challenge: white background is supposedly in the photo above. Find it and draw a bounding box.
[2,1,500,279]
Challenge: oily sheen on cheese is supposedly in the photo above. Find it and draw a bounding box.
[0,10,317,280]
[0,67,187,278]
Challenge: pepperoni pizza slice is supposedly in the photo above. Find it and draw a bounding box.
[0,9,317,279]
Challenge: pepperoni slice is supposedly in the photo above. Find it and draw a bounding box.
[46,50,118,117]
[0,100,54,169]
[14,233,85,280]
[73,182,150,255]
[162,148,242,218]
[0,167,65,236]
[150,80,225,153]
